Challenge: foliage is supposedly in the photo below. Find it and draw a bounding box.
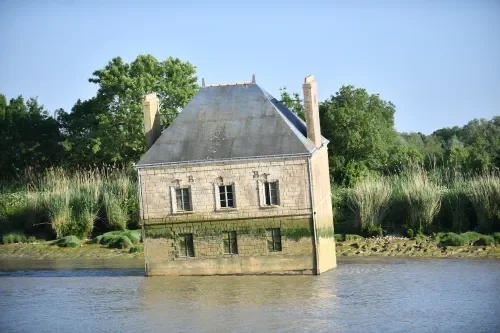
[318,85,399,185]
[347,175,392,232]
[95,230,141,246]
[2,232,27,244]
[0,95,64,178]
[345,234,364,241]
[494,233,500,245]
[279,87,305,119]
[58,55,198,167]
[54,235,81,248]
[129,245,144,253]
[107,235,133,249]
[397,167,442,233]
[465,172,500,233]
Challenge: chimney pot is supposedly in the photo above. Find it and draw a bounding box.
[302,75,322,148]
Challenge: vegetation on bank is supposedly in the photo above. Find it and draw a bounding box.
[334,167,500,236]
[0,168,139,243]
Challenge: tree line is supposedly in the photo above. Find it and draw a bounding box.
[1,54,499,184]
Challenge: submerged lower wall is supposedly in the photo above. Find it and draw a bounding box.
[143,215,315,275]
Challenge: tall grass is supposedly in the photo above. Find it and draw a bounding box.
[347,175,392,232]
[396,167,442,233]
[466,172,500,233]
[1,167,138,240]
[443,175,470,233]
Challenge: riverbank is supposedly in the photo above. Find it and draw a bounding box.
[0,242,143,260]
[1,235,499,261]
[336,235,500,258]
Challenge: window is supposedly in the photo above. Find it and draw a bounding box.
[178,233,194,257]
[267,228,282,252]
[219,185,234,208]
[175,188,192,211]
[223,231,238,254]
[264,181,279,206]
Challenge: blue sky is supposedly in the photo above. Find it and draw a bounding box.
[0,0,498,134]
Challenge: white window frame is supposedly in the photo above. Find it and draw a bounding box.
[170,185,194,214]
[214,181,237,211]
[258,179,280,208]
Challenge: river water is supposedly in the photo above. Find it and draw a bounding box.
[0,258,499,333]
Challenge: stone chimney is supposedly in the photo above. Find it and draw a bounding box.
[302,75,322,148]
[143,93,161,150]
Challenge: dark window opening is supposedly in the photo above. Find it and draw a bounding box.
[223,231,238,254]
[178,233,194,257]
[176,188,192,211]
[267,228,282,252]
[264,182,279,206]
[219,185,234,208]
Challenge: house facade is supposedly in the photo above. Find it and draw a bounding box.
[135,75,336,276]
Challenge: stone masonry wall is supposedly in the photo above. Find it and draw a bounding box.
[143,216,315,275]
[138,157,312,222]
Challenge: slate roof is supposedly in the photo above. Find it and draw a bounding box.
[135,83,328,167]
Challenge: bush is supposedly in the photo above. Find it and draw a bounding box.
[95,230,141,245]
[406,229,414,238]
[366,225,383,237]
[334,234,344,242]
[2,232,27,244]
[129,245,144,253]
[439,232,465,246]
[348,176,392,232]
[345,234,364,241]
[494,233,500,245]
[55,235,81,248]
[108,235,133,249]
[478,235,495,246]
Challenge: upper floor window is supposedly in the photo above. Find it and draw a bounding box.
[176,188,192,211]
[219,185,234,208]
[264,181,279,206]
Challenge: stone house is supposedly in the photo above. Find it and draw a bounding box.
[135,75,336,276]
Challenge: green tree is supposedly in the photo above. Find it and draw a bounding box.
[60,54,198,166]
[0,95,63,177]
[280,87,304,119]
[318,85,399,184]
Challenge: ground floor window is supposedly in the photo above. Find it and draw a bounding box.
[223,231,238,254]
[178,233,194,257]
[266,228,282,252]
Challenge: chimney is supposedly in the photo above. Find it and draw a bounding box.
[143,93,161,150]
[302,75,322,148]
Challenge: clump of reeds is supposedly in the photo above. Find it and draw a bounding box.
[397,166,442,233]
[466,172,500,233]
[443,173,470,233]
[347,175,392,233]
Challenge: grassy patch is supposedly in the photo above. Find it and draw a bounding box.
[108,235,133,249]
[55,235,81,248]
[345,234,364,241]
[129,245,144,253]
[2,232,27,244]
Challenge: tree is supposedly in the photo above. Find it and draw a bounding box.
[280,87,304,119]
[60,54,198,166]
[0,95,63,177]
[318,85,399,184]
